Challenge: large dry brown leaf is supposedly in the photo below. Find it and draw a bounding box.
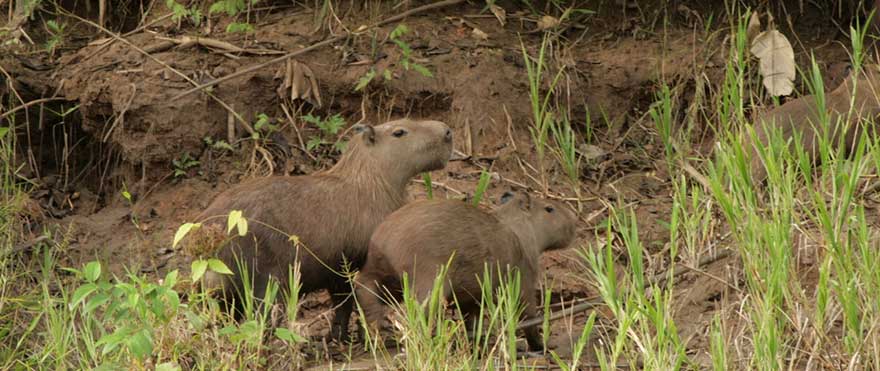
[750,30,795,97]
[275,59,322,107]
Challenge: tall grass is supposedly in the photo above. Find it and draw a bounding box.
[583,208,687,370]
[522,34,565,192]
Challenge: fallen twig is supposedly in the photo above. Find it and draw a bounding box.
[153,36,285,55]
[0,97,69,122]
[172,0,466,100]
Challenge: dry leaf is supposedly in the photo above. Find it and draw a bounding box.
[489,4,506,26]
[276,60,322,107]
[746,11,761,44]
[750,30,795,96]
[537,15,560,30]
[471,27,489,41]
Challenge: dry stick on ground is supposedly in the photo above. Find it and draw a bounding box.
[63,12,256,135]
[0,97,69,122]
[56,13,175,73]
[517,248,734,329]
[172,0,467,100]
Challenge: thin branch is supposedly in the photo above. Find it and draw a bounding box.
[0,97,68,122]
[172,0,466,100]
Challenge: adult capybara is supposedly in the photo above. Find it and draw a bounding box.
[200,118,453,341]
[355,191,577,351]
[750,64,880,184]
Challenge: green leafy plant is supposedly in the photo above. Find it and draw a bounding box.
[165,0,202,26]
[209,0,258,33]
[44,20,65,56]
[68,261,181,362]
[120,182,140,229]
[302,113,346,152]
[356,24,433,91]
[252,113,278,140]
[203,136,234,151]
[172,153,200,178]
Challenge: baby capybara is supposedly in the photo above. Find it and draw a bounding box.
[355,191,577,351]
[199,118,453,341]
[750,64,880,184]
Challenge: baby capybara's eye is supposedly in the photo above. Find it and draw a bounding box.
[392,128,408,137]
[544,206,554,213]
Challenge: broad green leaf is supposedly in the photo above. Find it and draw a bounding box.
[207,259,233,275]
[127,329,153,359]
[218,325,237,336]
[275,327,307,343]
[173,222,201,248]
[236,216,248,236]
[0,127,8,138]
[83,261,101,282]
[191,260,208,282]
[227,210,242,234]
[165,290,180,315]
[163,269,179,288]
[70,283,97,309]
[85,292,110,313]
[97,326,130,353]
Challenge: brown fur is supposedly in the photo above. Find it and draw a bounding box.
[355,191,577,351]
[750,64,880,183]
[199,118,452,341]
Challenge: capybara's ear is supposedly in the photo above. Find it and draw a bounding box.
[500,191,515,204]
[352,124,376,145]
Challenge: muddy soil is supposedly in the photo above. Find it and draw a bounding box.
[2,0,873,368]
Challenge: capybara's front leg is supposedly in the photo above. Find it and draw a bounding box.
[354,272,388,339]
[521,284,543,352]
[330,284,354,343]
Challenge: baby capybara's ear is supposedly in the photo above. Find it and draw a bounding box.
[352,124,376,145]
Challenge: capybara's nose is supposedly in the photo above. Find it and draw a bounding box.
[444,128,453,143]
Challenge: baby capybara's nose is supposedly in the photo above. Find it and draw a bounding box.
[444,128,453,143]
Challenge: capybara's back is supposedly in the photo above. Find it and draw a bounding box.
[361,200,522,304]
[750,65,880,184]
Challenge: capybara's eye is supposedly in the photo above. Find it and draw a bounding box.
[392,128,408,137]
[544,206,554,213]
